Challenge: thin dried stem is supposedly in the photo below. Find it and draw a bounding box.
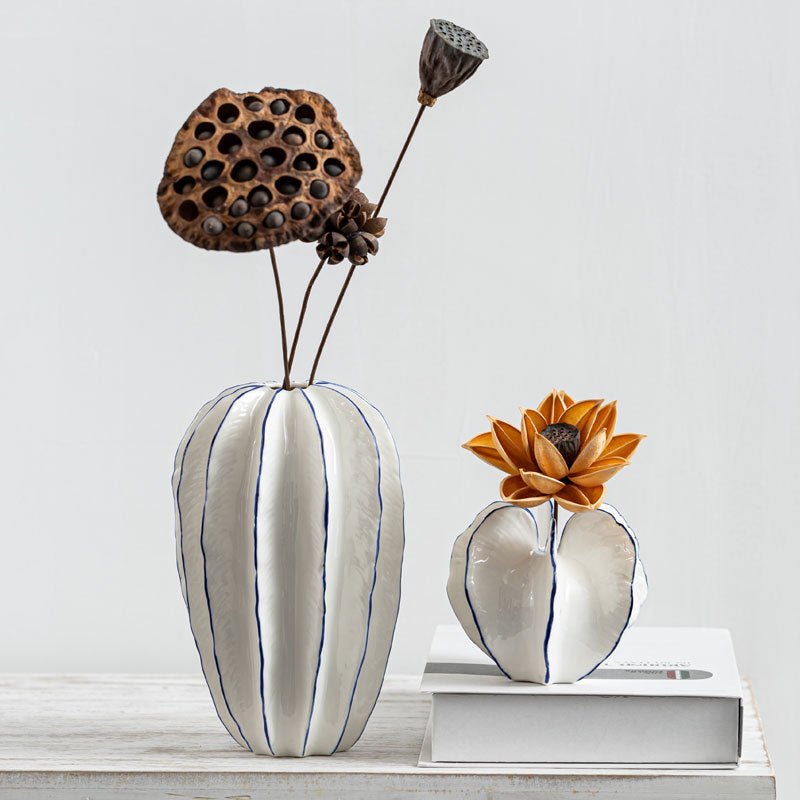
[374,103,426,217]
[268,246,291,390]
[308,264,356,384]
[307,104,428,383]
[551,502,560,549]
[288,257,326,373]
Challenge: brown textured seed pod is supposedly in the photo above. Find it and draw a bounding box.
[157,87,362,252]
[316,191,387,266]
[418,19,489,106]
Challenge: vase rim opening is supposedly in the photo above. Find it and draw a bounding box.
[267,380,310,390]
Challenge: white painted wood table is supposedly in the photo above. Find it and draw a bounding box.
[0,674,775,799]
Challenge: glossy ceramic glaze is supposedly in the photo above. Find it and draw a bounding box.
[172,381,404,755]
[447,501,646,683]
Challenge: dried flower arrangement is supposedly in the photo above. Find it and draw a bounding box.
[157,19,488,388]
[463,389,645,514]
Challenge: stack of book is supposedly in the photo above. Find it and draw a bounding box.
[419,626,742,767]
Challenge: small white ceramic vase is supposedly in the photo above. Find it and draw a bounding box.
[172,381,404,755]
[447,500,646,683]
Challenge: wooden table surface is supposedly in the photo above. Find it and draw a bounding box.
[0,674,775,799]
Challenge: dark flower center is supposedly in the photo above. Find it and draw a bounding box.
[541,423,581,467]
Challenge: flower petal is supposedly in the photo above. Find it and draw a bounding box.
[560,390,575,407]
[489,417,533,470]
[554,484,591,513]
[570,458,628,487]
[520,407,547,462]
[586,401,617,443]
[582,484,605,509]
[521,470,564,494]
[553,391,569,420]
[602,433,646,460]
[559,398,602,426]
[462,432,517,475]
[588,456,629,468]
[533,431,569,479]
[577,403,599,440]
[500,474,550,508]
[537,390,560,424]
[570,429,607,474]
[555,484,605,513]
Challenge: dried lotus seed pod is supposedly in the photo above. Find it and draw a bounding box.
[418,19,489,106]
[157,87,362,252]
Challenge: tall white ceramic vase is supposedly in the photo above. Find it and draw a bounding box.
[172,381,404,756]
[447,500,646,684]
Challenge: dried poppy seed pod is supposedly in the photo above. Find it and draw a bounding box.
[418,19,489,106]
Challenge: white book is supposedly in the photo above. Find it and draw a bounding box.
[420,625,742,766]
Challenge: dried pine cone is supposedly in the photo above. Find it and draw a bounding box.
[418,19,489,106]
[316,191,387,266]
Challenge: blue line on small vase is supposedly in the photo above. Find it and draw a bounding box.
[299,388,330,756]
[251,388,282,756]
[198,386,265,752]
[176,383,262,751]
[576,503,639,681]
[542,500,558,685]
[318,384,384,754]
[319,382,406,749]
[463,504,515,680]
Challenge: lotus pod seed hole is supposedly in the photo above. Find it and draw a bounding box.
[293,153,317,171]
[265,210,285,228]
[314,131,332,149]
[229,198,249,217]
[183,147,204,167]
[248,186,272,207]
[248,120,275,140]
[275,176,301,195]
[261,147,286,167]
[217,103,240,124]
[324,158,345,176]
[201,160,224,181]
[291,202,311,220]
[309,179,329,199]
[235,221,255,238]
[202,186,228,209]
[282,126,306,146]
[202,216,224,235]
[231,160,257,182]
[178,200,199,221]
[244,96,264,111]
[270,99,289,115]
[218,133,242,155]
[195,122,215,140]
[295,104,316,124]
[173,176,196,195]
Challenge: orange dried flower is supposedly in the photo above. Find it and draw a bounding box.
[463,389,645,513]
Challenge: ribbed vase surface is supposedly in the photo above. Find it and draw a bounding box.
[172,381,404,755]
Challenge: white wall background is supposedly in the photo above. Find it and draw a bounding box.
[1,0,798,793]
